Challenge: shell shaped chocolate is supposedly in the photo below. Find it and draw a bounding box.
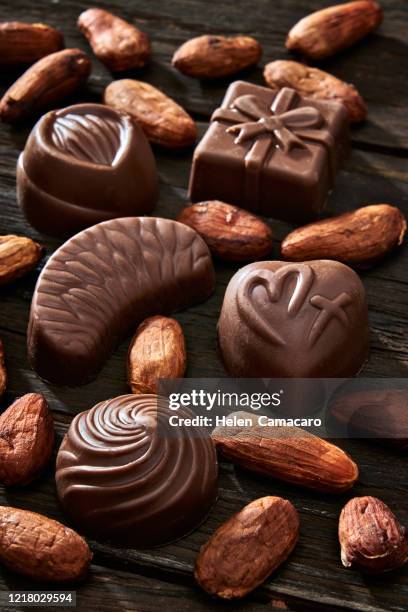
[28,217,215,386]
[56,395,218,547]
[17,103,158,237]
[51,112,124,165]
[218,259,369,378]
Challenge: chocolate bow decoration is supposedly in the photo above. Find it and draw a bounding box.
[211,88,335,206]
[220,96,322,153]
[212,87,333,178]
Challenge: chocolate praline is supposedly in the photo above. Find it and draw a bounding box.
[218,260,369,378]
[55,395,218,548]
[17,103,158,237]
[189,81,349,223]
[27,217,215,387]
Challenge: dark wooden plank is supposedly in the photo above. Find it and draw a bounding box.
[0,144,407,406]
[1,0,408,150]
[3,561,340,612]
[1,430,407,612]
[0,1,407,611]
[0,563,298,612]
[0,129,407,609]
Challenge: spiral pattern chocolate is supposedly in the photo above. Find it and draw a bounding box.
[56,395,218,548]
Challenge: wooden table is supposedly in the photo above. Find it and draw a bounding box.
[0,1,407,610]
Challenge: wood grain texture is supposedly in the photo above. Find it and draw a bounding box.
[0,1,407,611]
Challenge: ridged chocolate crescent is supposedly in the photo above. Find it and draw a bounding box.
[28,217,215,386]
[218,260,369,378]
[55,394,218,547]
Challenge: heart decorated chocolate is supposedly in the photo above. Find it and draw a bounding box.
[17,103,158,237]
[218,260,369,378]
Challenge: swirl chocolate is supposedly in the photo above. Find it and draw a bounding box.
[189,82,349,223]
[28,217,215,386]
[56,395,218,547]
[218,260,369,378]
[17,103,158,237]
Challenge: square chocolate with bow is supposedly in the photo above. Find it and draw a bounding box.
[188,81,349,222]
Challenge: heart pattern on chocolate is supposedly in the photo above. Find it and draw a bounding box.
[218,260,369,378]
[236,263,353,348]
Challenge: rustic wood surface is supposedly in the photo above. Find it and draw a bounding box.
[0,1,407,610]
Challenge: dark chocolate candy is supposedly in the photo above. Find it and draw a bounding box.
[28,217,215,386]
[56,394,218,547]
[218,260,369,378]
[328,385,408,448]
[189,82,349,223]
[17,103,158,237]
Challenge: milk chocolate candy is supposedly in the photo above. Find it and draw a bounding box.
[218,260,369,378]
[17,103,158,237]
[189,82,349,223]
[56,395,218,547]
[28,217,215,386]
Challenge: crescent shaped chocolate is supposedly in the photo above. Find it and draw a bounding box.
[55,394,218,547]
[28,217,215,386]
[218,260,369,378]
[17,103,158,237]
